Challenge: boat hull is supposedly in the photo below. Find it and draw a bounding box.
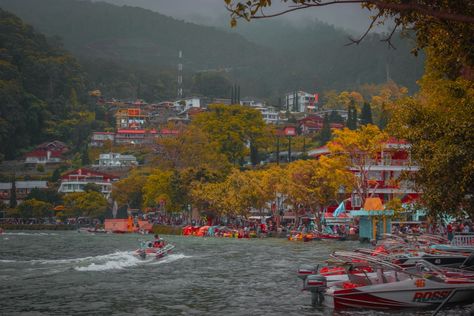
[324,278,474,309]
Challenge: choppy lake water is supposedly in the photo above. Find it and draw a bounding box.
[0,231,470,315]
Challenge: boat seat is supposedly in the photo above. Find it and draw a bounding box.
[348,273,372,286]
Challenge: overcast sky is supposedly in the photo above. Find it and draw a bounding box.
[96,0,387,34]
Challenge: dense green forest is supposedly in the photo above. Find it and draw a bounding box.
[0,0,424,102]
[0,8,88,159]
[0,8,116,160]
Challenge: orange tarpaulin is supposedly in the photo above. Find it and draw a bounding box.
[363,197,384,211]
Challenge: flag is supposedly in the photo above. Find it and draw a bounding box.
[333,201,345,217]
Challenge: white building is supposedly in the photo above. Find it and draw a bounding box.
[240,99,264,108]
[256,107,282,124]
[174,97,201,112]
[284,91,319,113]
[90,132,115,147]
[58,168,118,199]
[97,153,138,167]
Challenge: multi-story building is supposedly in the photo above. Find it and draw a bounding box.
[284,91,319,113]
[115,108,148,129]
[309,138,420,210]
[58,168,118,199]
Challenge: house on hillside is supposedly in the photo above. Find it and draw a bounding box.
[0,181,48,205]
[90,132,115,147]
[24,140,69,165]
[96,153,138,167]
[25,150,63,165]
[298,115,344,134]
[58,168,118,199]
[36,141,68,153]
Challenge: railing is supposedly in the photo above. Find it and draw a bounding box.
[351,159,417,167]
[451,234,474,246]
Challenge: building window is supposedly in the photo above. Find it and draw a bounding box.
[352,194,362,208]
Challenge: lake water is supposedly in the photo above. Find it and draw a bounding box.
[0,231,469,315]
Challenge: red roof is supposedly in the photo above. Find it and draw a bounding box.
[25,150,62,158]
[117,129,157,134]
[61,168,119,181]
[160,128,179,135]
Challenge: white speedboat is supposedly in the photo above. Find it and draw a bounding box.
[135,239,175,260]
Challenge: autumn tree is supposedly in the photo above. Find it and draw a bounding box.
[63,191,108,218]
[389,72,474,217]
[190,168,265,217]
[111,169,148,210]
[17,199,53,219]
[283,157,353,229]
[328,125,388,207]
[192,104,270,166]
[155,124,230,174]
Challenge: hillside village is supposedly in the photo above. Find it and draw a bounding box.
[0,84,418,225]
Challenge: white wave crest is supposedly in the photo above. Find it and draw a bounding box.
[74,251,154,271]
[149,253,191,265]
[3,232,58,236]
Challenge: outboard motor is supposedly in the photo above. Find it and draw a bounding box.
[297,264,319,281]
[304,274,327,306]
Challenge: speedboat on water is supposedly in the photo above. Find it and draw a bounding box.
[135,239,175,259]
[299,251,474,309]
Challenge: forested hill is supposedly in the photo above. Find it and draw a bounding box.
[0,0,424,99]
[0,0,264,70]
[0,8,86,159]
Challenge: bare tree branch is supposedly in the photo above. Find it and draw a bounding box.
[345,11,383,46]
[227,0,474,24]
[380,21,401,49]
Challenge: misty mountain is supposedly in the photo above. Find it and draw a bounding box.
[0,0,424,101]
[0,0,264,71]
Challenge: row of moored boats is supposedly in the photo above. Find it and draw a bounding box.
[298,233,474,311]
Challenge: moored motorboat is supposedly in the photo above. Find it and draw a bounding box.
[300,251,474,310]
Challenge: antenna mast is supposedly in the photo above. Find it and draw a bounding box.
[177,50,183,99]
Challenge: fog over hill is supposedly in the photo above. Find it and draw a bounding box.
[96,0,378,34]
[0,0,424,101]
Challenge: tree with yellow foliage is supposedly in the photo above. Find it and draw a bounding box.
[193,104,271,166]
[283,157,353,228]
[111,169,148,210]
[329,125,388,207]
[155,124,231,174]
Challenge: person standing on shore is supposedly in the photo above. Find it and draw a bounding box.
[447,223,454,241]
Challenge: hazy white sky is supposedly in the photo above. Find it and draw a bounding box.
[97,0,387,34]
